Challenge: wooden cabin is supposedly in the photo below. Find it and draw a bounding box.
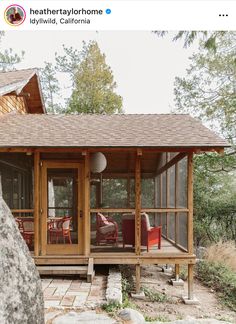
[0,69,228,300]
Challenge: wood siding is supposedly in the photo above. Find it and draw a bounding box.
[0,95,27,114]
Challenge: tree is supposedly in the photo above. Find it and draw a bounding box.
[173,31,236,245]
[40,62,64,113]
[175,32,236,164]
[0,31,25,71]
[155,31,228,51]
[55,44,81,83]
[65,41,123,114]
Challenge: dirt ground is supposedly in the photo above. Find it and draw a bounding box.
[128,265,236,323]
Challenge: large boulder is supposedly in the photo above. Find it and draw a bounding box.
[0,181,44,324]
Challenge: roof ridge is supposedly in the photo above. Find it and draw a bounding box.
[0,68,38,75]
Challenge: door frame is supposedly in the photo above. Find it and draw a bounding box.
[40,161,84,255]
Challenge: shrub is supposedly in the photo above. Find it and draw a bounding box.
[196,260,236,311]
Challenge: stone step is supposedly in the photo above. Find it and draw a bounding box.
[37,265,88,275]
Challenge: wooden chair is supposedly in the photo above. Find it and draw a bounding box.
[48,217,72,244]
[122,213,161,252]
[16,218,34,248]
[96,213,118,245]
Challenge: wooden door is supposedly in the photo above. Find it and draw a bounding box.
[41,161,83,255]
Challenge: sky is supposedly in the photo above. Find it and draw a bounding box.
[1,31,197,113]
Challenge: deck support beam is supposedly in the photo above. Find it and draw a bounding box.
[135,264,141,293]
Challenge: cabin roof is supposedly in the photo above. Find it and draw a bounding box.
[0,113,228,148]
[0,69,45,114]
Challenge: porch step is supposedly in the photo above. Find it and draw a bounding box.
[37,258,95,283]
[37,265,88,275]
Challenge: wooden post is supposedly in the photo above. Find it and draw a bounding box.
[175,264,180,281]
[188,264,194,300]
[127,176,131,208]
[166,153,170,238]
[135,149,142,255]
[175,162,179,245]
[84,151,90,256]
[187,153,193,254]
[136,264,141,293]
[34,151,40,257]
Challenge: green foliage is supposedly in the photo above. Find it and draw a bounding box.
[0,32,24,71]
[173,31,236,245]
[142,286,168,302]
[179,265,188,281]
[55,44,81,82]
[67,41,123,114]
[40,62,64,113]
[155,31,227,51]
[196,260,236,311]
[193,154,236,245]
[101,301,122,315]
[175,32,236,146]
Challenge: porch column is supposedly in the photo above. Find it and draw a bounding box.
[135,149,141,293]
[187,153,193,254]
[135,149,142,255]
[84,151,90,256]
[34,151,40,257]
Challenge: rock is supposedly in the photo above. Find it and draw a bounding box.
[0,181,44,324]
[118,308,145,324]
[52,310,116,324]
[150,319,231,324]
[106,268,122,304]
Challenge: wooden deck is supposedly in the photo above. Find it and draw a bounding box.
[90,237,184,254]
[33,238,195,266]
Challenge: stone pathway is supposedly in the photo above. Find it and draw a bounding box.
[42,275,107,309]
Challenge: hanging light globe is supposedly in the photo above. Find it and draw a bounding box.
[90,152,107,173]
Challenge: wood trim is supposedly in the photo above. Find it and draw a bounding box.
[34,255,196,266]
[46,244,80,255]
[40,161,83,256]
[135,150,141,255]
[34,151,40,257]
[187,153,194,254]
[164,236,188,253]
[90,208,135,213]
[155,152,187,176]
[84,152,90,256]
[11,209,34,213]
[0,147,225,154]
[141,208,189,213]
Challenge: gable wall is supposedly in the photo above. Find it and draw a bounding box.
[0,95,27,114]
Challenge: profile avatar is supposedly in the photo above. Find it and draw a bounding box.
[5,5,26,26]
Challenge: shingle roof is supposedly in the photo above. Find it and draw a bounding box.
[0,69,36,95]
[0,113,228,148]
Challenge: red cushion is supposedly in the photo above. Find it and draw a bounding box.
[98,213,110,226]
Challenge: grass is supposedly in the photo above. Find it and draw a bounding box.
[205,241,236,272]
[142,286,169,303]
[196,260,236,311]
[144,314,170,322]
